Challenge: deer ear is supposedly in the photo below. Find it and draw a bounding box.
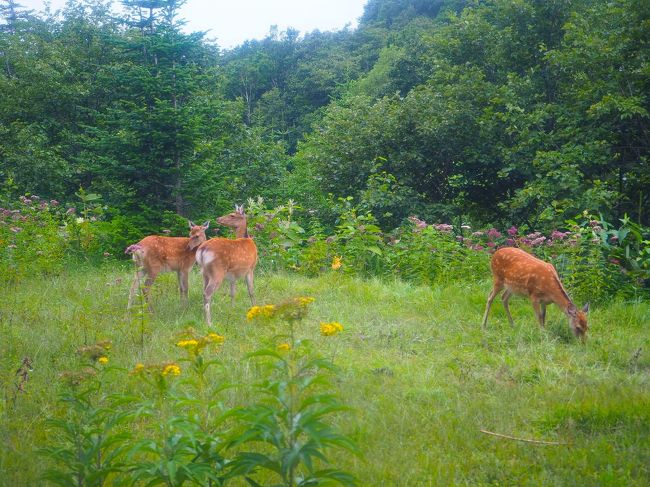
[202,220,210,229]
[582,302,590,313]
[188,220,195,228]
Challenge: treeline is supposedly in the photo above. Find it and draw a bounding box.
[1,0,648,232]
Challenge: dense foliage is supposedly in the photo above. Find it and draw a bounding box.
[1,0,648,232]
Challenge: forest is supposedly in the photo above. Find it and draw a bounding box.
[1,0,649,485]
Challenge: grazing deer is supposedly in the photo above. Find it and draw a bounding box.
[482,247,589,340]
[196,205,257,326]
[126,221,209,309]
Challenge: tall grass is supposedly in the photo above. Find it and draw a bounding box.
[1,265,649,485]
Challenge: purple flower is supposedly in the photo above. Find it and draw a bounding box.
[531,236,547,246]
[487,228,502,239]
[551,230,569,240]
[505,238,516,246]
[486,241,496,248]
[408,216,428,229]
[473,244,485,251]
[507,226,518,236]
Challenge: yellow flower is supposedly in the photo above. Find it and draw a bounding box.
[205,333,225,344]
[176,339,199,349]
[331,256,342,270]
[277,343,291,352]
[162,364,181,376]
[98,356,109,364]
[247,304,276,320]
[320,321,344,336]
[130,363,146,375]
[297,296,315,306]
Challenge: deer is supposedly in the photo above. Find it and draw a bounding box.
[126,221,209,309]
[196,205,257,326]
[481,247,589,340]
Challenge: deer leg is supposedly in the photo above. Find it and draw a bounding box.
[127,269,146,309]
[229,279,236,306]
[501,290,515,327]
[142,273,157,312]
[482,282,502,328]
[178,270,189,306]
[540,303,547,327]
[203,269,225,327]
[245,271,255,306]
[531,299,544,328]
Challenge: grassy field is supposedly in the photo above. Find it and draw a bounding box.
[1,264,649,486]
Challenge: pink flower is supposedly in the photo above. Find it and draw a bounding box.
[609,236,619,243]
[433,223,453,233]
[551,230,569,240]
[472,231,484,237]
[507,226,518,236]
[486,241,496,248]
[609,258,620,265]
[50,199,59,206]
[531,236,546,246]
[487,228,502,239]
[66,207,76,215]
[505,238,516,246]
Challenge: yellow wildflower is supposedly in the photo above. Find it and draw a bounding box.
[331,256,342,270]
[176,339,199,349]
[277,343,291,352]
[98,356,109,364]
[205,333,225,344]
[162,364,181,376]
[247,304,276,320]
[320,322,344,336]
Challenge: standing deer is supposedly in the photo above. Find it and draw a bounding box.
[126,221,209,309]
[196,205,257,326]
[482,247,589,340]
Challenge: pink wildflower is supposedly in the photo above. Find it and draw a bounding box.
[507,226,518,236]
[487,228,502,239]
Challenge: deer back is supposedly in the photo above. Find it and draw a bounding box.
[491,247,570,305]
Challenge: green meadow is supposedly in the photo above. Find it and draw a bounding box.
[2,265,649,485]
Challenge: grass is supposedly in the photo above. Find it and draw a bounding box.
[1,263,649,486]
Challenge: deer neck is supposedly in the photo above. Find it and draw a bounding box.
[234,222,248,239]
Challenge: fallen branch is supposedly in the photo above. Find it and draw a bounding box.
[480,429,567,445]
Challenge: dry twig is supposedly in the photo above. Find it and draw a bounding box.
[480,429,567,445]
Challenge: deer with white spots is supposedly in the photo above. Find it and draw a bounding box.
[196,205,257,326]
[482,247,589,340]
[126,221,209,309]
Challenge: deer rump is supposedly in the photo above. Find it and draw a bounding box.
[196,237,257,280]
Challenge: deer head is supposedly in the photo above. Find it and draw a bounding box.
[187,220,209,250]
[567,302,589,340]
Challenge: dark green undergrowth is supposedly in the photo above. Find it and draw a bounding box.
[1,266,649,485]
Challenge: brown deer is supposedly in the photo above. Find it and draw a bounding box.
[196,205,257,326]
[482,247,589,340]
[126,221,209,309]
